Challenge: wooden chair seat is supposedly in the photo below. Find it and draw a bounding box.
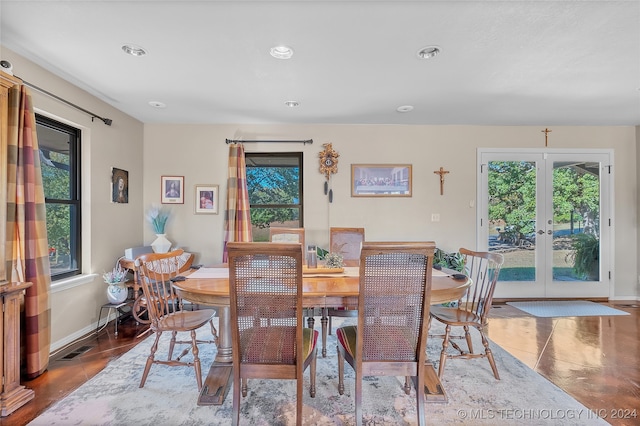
[157,310,217,331]
[429,306,481,324]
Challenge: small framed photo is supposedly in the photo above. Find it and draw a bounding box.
[111,167,129,203]
[195,184,219,214]
[161,176,184,204]
[351,164,412,197]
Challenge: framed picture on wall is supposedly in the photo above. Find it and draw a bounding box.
[111,167,129,203]
[195,184,219,214]
[351,164,412,197]
[161,176,184,204]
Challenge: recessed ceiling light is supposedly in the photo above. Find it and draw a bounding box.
[417,46,441,59]
[270,45,294,59]
[284,100,300,108]
[148,101,166,108]
[397,105,414,113]
[122,44,147,57]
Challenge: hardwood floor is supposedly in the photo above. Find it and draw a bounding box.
[5,302,640,425]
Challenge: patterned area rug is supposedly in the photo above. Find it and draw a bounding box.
[506,300,630,317]
[30,318,607,426]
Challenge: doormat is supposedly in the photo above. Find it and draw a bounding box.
[506,300,630,317]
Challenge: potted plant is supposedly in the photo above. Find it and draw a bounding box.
[566,233,599,280]
[103,265,129,304]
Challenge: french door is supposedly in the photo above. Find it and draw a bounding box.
[478,149,612,299]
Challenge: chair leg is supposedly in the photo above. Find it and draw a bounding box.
[438,325,452,379]
[403,376,411,395]
[139,331,161,388]
[209,320,219,346]
[328,315,333,335]
[232,370,241,426]
[479,327,500,380]
[168,330,177,360]
[310,348,317,397]
[464,325,473,353]
[191,329,203,390]
[355,369,362,426]
[241,378,248,397]
[337,348,345,395]
[415,367,427,426]
[321,310,328,358]
[297,363,303,425]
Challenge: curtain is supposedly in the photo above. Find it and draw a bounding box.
[6,85,51,378]
[222,143,252,262]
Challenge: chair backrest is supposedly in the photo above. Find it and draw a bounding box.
[227,242,303,366]
[134,249,185,327]
[269,227,305,264]
[358,242,435,363]
[330,227,365,264]
[457,248,504,324]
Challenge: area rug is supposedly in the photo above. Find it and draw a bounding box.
[506,300,630,318]
[29,318,607,426]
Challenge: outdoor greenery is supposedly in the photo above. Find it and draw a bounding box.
[41,150,71,261]
[247,163,300,229]
[434,248,465,272]
[565,233,600,280]
[488,161,601,279]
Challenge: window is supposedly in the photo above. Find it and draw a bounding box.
[245,152,303,242]
[36,114,81,280]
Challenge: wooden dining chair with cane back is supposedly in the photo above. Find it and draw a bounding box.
[134,249,218,390]
[227,242,318,426]
[269,227,306,264]
[429,248,504,380]
[323,227,365,357]
[335,242,435,426]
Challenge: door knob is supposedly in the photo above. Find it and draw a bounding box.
[537,230,545,235]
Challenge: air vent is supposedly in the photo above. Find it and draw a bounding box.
[61,345,94,360]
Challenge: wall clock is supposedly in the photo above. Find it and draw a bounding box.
[319,143,339,180]
[318,143,339,202]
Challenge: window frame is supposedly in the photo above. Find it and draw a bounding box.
[36,113,82,281]
[245,152,304,231]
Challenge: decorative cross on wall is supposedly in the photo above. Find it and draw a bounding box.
[542,128,552,147]
[434,167,450,195]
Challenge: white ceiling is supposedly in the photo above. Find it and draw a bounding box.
[1,1,639,126]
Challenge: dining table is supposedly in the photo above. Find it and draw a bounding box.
[172,265,471,405]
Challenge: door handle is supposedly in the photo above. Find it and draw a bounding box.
[548,230,553,235]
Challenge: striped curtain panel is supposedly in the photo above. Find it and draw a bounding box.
[6,85,51,378]
[222,143,253,262]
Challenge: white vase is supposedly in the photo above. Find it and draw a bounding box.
[106,282,128,304]
[151,233,171,253]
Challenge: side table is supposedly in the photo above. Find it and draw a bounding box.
[96,302,130,335]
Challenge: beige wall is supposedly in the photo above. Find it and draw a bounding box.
[144,124,638,299]
[2,47,145,347]
[2,45,638,352]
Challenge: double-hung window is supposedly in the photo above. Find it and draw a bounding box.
[245,152,303,241]
[36,114,82,280]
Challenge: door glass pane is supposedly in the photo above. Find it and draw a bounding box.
[552,162,600,281]
[487,161,537,282]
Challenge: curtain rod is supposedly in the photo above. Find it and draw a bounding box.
[16,76,113,126]
[225,138,313,145]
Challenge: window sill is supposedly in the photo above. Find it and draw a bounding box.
[51,273,98,294]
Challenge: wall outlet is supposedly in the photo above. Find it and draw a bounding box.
[431,213,440,222]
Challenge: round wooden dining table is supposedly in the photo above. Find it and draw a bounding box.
[173,267,470,406]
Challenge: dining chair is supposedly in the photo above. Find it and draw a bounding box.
[269,227,306,264]
[227,242,318,426]
[134,249,218,390]
[429,248,504,379]
[324,227,365,356]
[336,242,435,426]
